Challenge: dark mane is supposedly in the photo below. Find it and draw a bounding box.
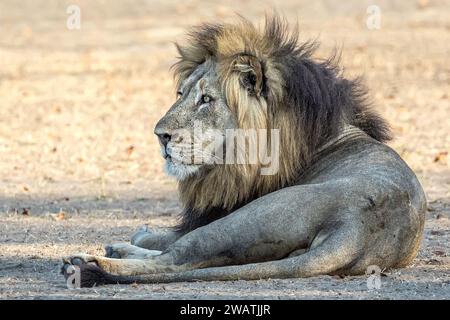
[266,17,391,153]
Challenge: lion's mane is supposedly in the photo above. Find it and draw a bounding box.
[172,16,391,232]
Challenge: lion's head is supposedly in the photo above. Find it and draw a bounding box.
[155,15,391,232]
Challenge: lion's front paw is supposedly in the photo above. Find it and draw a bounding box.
[61,255,110,288]
[104,245,122,259]
[62,253,99,266]
[104,243,162,259]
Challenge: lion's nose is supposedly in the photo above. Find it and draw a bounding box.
[155,129,171,148]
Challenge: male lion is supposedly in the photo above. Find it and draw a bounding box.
[62,16,426,287]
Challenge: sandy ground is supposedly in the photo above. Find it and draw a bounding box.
[0,0,449,299]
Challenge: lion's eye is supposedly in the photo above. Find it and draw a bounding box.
[177,91,183,97]
[201,95,212,104]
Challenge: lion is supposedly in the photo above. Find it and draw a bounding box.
[62,16,426,287]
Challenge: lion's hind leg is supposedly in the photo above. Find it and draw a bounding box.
[151,225,364,282]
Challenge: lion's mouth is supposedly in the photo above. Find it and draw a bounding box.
[164,155,201,181]
[164,150,185,164]
[163,145,195,165]
[161,145,171,160]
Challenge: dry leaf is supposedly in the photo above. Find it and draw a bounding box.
[53,211,67,221]
[433,151,448,163]
[126,145,135,157]
[417,0,430,9]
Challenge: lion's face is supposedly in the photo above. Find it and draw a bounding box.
[155,60,237,181]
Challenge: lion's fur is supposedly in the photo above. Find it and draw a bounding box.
[173,16,392,232]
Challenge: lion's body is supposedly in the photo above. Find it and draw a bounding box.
[62,16,426,287]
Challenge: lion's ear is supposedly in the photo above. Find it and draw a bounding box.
[233,55,264,97]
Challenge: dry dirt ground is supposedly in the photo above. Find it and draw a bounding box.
[0,0,449,299]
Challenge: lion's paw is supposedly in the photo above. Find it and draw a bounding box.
[62,253,99,266]
[61,255,110,288]
[105,243,162,259]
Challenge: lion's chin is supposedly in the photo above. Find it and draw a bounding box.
[164,159,201,181]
